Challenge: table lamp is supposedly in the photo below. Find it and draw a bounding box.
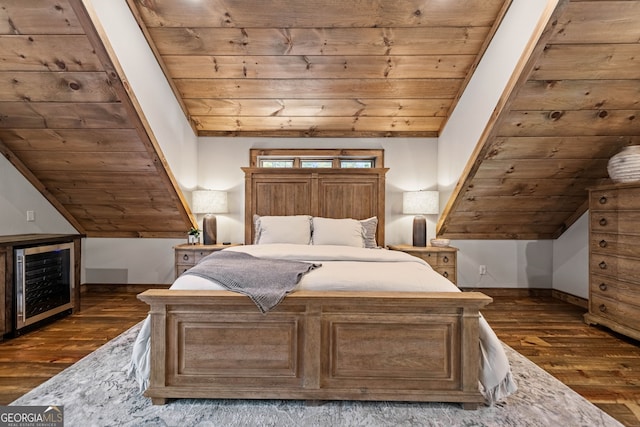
[403,190,439,247]
[191,190,228,245]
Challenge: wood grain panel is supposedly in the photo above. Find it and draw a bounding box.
[532,44,640,80]
[150,27,489,56]
[179,320,299,376]
[176,78,460,99]
[244,167,387,245]
[193,115,444,133]
[473,159,609,180]
[134,0,504,28]
[0,102,131,129]
[0,129,145,152]
[511,80,640,110]
[440,221,563,237]
[164,54,473,79]
[0,72,118,102]
[0,35,100,71]
[15,151,156,172]
[38,171,173,189]
[549,1,640,44]
[50,189,175,205]
[453,196,584,213]
[0,0,82,35]
[253,181,312,217]
[317,180,378,220]
[485,136,637,160]
[497,110,640,137]
[184,98,449,118]
[326,321,454,383]
[465,178,595,197]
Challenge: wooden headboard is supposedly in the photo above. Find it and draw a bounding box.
[242,167,389,246]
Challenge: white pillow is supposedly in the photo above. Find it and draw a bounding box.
[255,215,312,244]
[312,217,365,247]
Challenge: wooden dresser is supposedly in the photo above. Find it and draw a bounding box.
[585,183,640,341]
[387,244,458,285]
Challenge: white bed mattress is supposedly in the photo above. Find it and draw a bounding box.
[128,244,517,404]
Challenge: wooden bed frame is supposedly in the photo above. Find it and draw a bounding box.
[138,165,493,408]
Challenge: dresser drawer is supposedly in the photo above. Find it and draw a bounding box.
[416,251,455,267]
[591,232,640,258]
[590,253,640,280]
[590,273,640,305]
[432,266,456,283]
[175,264,193,277]
[590,294,640,331]
[590,211,640,235]
[590,187,640,211]
[175,249,212,266]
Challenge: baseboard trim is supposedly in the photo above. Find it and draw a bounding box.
[460,288,552,297]
[460,287,588,309]
[551,289,588,309]
[81,283,171,294]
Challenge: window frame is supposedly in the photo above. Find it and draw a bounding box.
[250,149,384,169]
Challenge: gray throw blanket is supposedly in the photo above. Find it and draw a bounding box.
[182,251,321,313]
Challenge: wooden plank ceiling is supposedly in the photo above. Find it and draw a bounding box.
[0,0,193,238]
[0,0,639,240]
[127,0,511,137]
[438,0,640,239]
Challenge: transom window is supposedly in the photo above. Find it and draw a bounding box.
[251,149,383,169]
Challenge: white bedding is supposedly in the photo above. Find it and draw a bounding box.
[128,244,517,404]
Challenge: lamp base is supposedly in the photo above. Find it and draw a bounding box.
[412,215,427,247]
[202,214,217,245]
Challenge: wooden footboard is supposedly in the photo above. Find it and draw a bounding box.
[137,290,492,409]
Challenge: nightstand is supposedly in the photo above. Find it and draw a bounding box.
[174,243,241,278]
[387,244,458,285]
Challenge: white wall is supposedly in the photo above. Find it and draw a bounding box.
[197,137,439,246]
[552,212,589,299]
[0,155,76,235]
[454,240,554,289]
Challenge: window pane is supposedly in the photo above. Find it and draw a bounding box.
[301,160,333,168]
[340,160,373,168]
[260,160,294,168]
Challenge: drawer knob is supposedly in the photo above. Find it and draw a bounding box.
[183,254,189,261]
[599,196,607,205]
[443,256,449,263]
[599,218,608,226]
[599,283,607,291]
[599,240,607,248]
[599,304,607,312]
[599,261,607,269]
[443,272,449,278]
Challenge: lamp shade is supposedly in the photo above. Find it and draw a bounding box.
[403,191,439,215]
[191,190,228,214]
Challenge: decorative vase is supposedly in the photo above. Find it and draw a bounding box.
[607,146,640,183]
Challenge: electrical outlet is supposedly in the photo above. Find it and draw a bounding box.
[479,265,487,275]
[26,210,35,222]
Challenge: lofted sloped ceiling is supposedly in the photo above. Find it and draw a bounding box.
[438,0,640,239]
[1,0,639,241]
[126,0,511,137]
[0,0,194,238]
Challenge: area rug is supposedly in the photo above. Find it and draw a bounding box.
[12,322,623,427]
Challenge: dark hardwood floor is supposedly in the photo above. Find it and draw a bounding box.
[0,288,638,426]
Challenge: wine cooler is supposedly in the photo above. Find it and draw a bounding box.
[14,242,75,332]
